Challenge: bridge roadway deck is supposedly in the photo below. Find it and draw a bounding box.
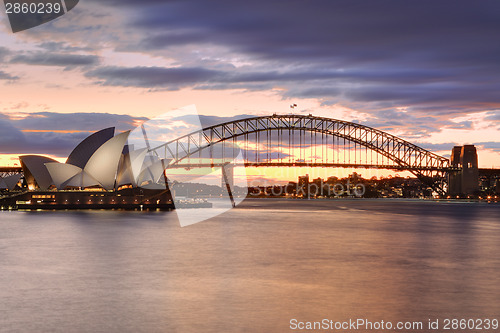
[168,162,456,171]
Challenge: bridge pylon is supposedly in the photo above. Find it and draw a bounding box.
[448,145,479,196]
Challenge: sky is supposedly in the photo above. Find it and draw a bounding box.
[1,0,500,180]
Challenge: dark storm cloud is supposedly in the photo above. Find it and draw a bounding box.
[10,51,99,69]
[86,0,500,117]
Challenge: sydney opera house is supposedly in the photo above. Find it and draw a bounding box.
[0,127,175,210]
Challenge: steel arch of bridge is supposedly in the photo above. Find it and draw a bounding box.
[151,114,451,189]
[0,167,22,178]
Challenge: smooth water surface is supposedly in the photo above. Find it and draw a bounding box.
[1,199,499,332]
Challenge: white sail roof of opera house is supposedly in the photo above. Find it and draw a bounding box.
[44,163,101,189]
[116,147,148,187]
[62,169,101,189]
[83,131,130,190]
[19,155,59,190]
[44,163,82,189]
[19,128,155,191]
[66,127,115,169]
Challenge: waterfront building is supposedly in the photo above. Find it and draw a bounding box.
[1,128,175,210]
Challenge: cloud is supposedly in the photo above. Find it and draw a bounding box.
[0,119,26,146]
[79,0,500,116]
[485,111,500,122]
[37,42,94,53]
[8,112,147,132]
[0,112,148,156]
[0,46,12,61]
[3,0,500,121]
[123,0,500,68]
[84,65,338,89]
[360,109,453,138]
[86,65,470,95]
[5,102,29,110]
[474,142,500,152]
[10,51,99,69]
[0,0,498,153]
[7,132,88,156]
[0,70,19,81]
[447,121,474,130]
[85,66,219,89]
[414,142,458,152]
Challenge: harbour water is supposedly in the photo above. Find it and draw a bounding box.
[1,199,499,332]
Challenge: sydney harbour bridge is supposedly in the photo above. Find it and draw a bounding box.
[1,114,496,196]
[147,114,479,196]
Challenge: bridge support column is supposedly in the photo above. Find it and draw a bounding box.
[448,145,479,196]
[221,163,235,207]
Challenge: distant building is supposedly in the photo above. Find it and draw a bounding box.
[298,174,309,187]
[298,174,309,197]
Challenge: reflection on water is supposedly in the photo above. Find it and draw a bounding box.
[0,199,499,333]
